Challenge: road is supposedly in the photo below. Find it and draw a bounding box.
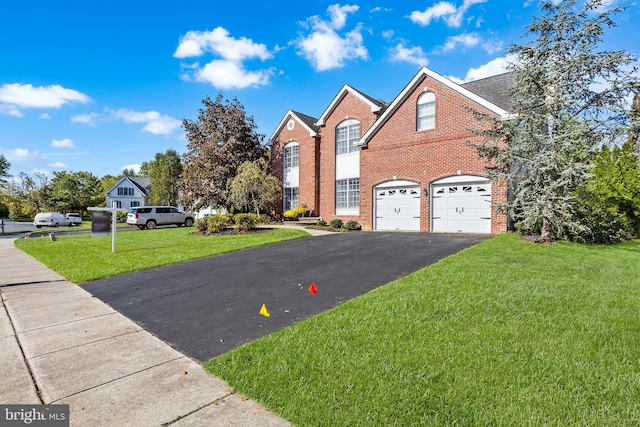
[0,220,36,235]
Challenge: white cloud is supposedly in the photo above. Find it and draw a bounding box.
[389,43,429,67]
[71,112,100,126]
[452,56,512,82]
[0,83,90,116]
[296,5,368,71]
[110,109,182,135]
[0,147,40,163]
[49,162,69,169]
[174,27,272,61]
[381,29,395,39]
[39,113,51,119]
[121,164,141,174]
[195,60,273,90]
[410,0,486,28]
[174,27,275,90]
[328,4,359,30]
[441,33,481,52]
[51,138,75,149]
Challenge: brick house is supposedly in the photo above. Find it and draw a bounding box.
[270,67,513,233]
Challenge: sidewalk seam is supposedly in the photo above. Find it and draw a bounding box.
[162,390,236,426]
[48,355,185,403]
[28,328,143,359]
[1,293,44,404]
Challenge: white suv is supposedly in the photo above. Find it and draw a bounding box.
[126,206,194,229]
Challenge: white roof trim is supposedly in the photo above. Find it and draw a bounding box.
[358,67,510,147]
[316,84,382,127]
[268,110,317,143]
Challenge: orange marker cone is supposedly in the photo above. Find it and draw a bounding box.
[309,283,317,295]
[259,304,270,317]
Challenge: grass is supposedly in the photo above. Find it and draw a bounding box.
[15,227,309,283]
[205,233,640,426]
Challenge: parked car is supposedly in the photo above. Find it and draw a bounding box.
[126,206,195,229]
[34,212,72,228]
[66,213,83,225]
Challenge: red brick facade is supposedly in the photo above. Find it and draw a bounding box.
[270,68,509,233]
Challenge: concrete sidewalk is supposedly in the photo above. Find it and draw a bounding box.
[0,236,293,426]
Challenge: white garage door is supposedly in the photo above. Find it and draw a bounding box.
[432,180,492,233]
[375,185,421,231]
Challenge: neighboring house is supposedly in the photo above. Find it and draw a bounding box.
[106,177,151,210]
[270,67,514,234]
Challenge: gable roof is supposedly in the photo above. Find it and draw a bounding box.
[268,110,320,144]
[106,176,151,196]
[358,67,512,147]
[460,71,515,112]
[315,84,386,127]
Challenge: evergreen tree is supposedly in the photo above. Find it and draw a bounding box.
[471,0,640,242]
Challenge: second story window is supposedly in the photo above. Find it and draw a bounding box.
[336,120,360,155]
[417,92,436,130]
[117,187,134,196]
[284,143,299,168]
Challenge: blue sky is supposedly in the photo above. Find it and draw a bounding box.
[1,0,638,178]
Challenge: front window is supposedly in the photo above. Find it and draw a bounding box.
[336,120,360,155]
[417,92,436,130]
[284,143,299,168]
[336,178,360,209]
[117,187,134,196]
[131,201,140,207]
[284,187,299,212]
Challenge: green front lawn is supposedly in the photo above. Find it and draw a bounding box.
[15,227,309,283]
[206,233,640,426]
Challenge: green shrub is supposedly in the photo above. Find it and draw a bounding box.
[284,210,297,221]
[343,220,361,231]
[116,211,128,223]
[330,218,343,229]
[197,214,233,234]
[233,213,261,233]
[316,219,327,227]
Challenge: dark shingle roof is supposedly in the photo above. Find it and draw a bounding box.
[291,110,320,134]
[461,71,515,112]
[350,86,388,111]
[128,177,151,194]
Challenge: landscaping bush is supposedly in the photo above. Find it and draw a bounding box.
[293,206,307,217]
[233,213,261,233]
[284,210,297,221]
[116,211,128,223]
[197,214,233,234]
[343,220,361,230]
[330,218,343,229]
[316,219,327,227]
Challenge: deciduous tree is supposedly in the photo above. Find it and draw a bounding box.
[180,94,267,211]
[229,160,281,214]
[43,171,103,213]
[141,149,182,206]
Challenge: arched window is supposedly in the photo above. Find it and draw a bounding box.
[284,142,299,168]
[336,119,360,155]
[417,92,435,130]
[283,142,299,211]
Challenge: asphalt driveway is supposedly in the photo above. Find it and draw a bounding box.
[84,232,488,362]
